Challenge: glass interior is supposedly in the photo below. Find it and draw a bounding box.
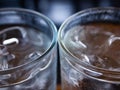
[0,8,57,87]
[59,7,120,83]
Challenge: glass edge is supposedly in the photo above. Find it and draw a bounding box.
[58,7,120,74]
[0,8,58,72]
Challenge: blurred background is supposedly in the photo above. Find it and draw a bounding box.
[0,0,120,28]
[0,0,120,84]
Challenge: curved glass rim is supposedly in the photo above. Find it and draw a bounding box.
[0,8,57,73]
[58,7,120,75]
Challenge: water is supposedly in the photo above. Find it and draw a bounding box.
[64,23,120,71]
[0,25,55,89]
[0,25,51,69]
[62,22,120,90]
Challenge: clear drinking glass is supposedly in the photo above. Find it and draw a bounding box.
[58,7,120,90]
[0,8,57,90]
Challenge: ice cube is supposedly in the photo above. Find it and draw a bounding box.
[0,26,27,38]
[69,68,83,86]
[91,35,120,70]
[0,26,30,68]
[0,45,15,70]
[0,45,8,55]
[0,26,27,47]
[88,55,106,68]
[64,26,87,57]
[84,31,120,70]
[19,51,41,65]
[26,51,41,61]
[63,57,84,86]
[27,29,44,46]
[84,28,114,55]
[88,54,120,70]
[0,45,14,83]
[102,35,120,54]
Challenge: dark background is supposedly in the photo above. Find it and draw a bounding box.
[0,0,120,84]
[0,0,120,28]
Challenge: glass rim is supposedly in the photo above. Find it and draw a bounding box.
[58,7,120,75]
[0,8,57,73]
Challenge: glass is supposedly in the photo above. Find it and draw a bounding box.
[0,8,57,90]
[58,7,120,90]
